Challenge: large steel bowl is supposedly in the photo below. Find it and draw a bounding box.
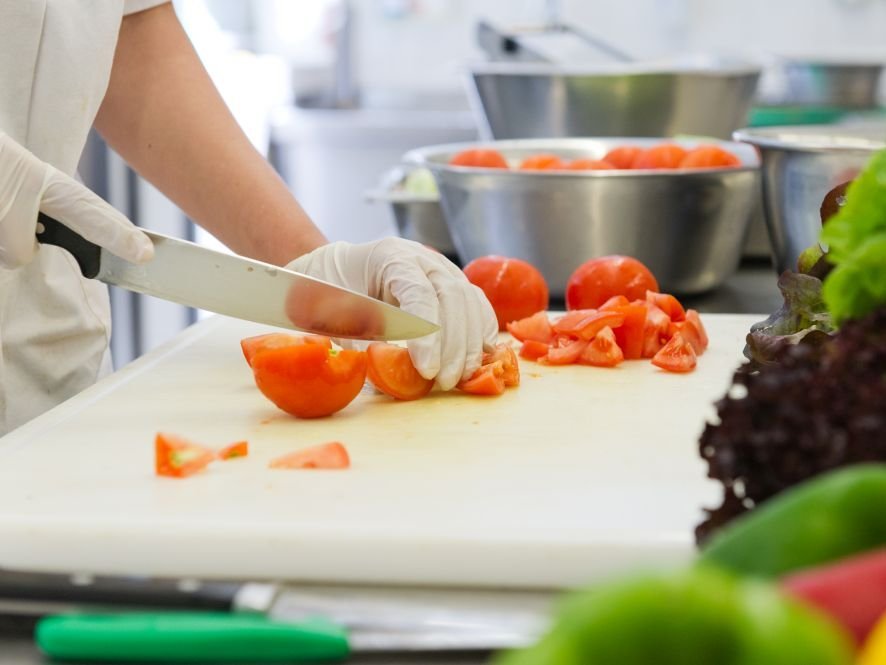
[781,61,883,109]
[404,138,760,297]
[467,60,761,140]
[733,123,885,274]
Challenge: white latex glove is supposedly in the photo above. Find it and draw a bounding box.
[0,131,153,270]
[288,239,499,390]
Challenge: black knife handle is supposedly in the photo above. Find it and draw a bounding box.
[0,569,239,611]
[36,213,102,279]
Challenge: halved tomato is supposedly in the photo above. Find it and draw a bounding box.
[269,442,351,470]
[458,362,506,396]
[685,309,709,350]
[366,343,434,401]
[651,332,697,373]
[579,326,624,367]
[155,433,216,478]
[217,441,249,460]
[553,309,625,341]
[541,338,588,365]
[646,291,685,322]
[506,311,554,343]
[519,340,551,361]
[240,333,332,368]
[250,344,367,418]
[483,343,520,387]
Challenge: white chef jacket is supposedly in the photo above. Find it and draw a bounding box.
[0,0,169,434]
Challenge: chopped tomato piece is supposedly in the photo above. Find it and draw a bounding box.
[217,441,249,460]
[241,333,332,368]
[251,344,367,418]
[269,442,351,470]
[458,362,506,396]
[449,149,509,169]
[507,311,554,343]
[519,340,551,361]
[670,319,706,355]
[483,343,520,387]
[579,326,624,367]
[600,295,630,310]
[646,291,685,322]
[519,154,566,170]
[602,146,643,169]
[541,338,588,365]
[685,309,709,349]
[641,301,672,358]
[606,303,647,360]
[563,159,615,170]
[366,343,434,401]
[553,309,625,341]
[155,433,216,478]
[651,332,697,373]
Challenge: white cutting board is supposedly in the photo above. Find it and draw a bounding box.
[0,314,758,590]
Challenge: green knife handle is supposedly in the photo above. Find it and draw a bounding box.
[36,612,351,663]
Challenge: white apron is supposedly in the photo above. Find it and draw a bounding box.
[0,0,168,434]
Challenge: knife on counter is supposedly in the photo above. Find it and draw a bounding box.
[35,214,439,342]
[0,568,551,655]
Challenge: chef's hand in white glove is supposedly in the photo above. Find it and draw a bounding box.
[0,131,153,270]
[288,239,499,390]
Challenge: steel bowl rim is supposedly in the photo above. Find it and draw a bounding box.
[734,125,886,154]
[404,137,760,177]
[467,60,762,78]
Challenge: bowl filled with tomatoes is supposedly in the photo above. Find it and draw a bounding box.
[404,137,760,296]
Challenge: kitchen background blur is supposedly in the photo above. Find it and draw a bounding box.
[81,0,886,366]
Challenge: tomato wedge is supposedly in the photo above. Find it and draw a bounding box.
[579,326,624,367]
[506,311,554,343]
[251,344,367,418]
[670,319,706,355]
[641,301,672,358]
[600,295,630,310]
[269,442,351,470]
[458,362,506,396]
[605,303,647,360]
[241,333,332,368]
[651,332,697,373]
[646,291,685,322]
[217,441,249,460]
[366,343,434,401]
[553,310,625,341]
[519,339,551,361]
[542,338,588,365]
[155,433,216,478]
[685,309,709,350]
[483,343,520,387]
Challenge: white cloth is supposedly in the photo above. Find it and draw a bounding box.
[0,0,168,434]
[288,239,499,391]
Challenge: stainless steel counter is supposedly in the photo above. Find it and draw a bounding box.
[0,262,782,665]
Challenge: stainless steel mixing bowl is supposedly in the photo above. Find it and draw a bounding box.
[782,61,883,109]
[404,138,760,297]
[733,123,886,274]
[467,60,761,140]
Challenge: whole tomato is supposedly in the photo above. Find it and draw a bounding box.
[632,143,688,169]
[463,256,549,330]
[449,149,509,169]
[566,256,659,310]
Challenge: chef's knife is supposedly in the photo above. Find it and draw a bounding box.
[0,569,550,645]
[35,214,439,341]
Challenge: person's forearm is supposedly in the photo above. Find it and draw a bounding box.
[94,3,327,265]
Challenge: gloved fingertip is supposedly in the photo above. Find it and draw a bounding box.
[133,236,155,263]
[408,337,441,381]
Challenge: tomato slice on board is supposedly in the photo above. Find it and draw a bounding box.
[519,340,551,361]
[670,319,706,355]
[541,338,588,365]
[602,146,643,170]
[646,291,685,322]
[240,333,333,368]
[641,301,672,359]
[553,309,625,341]
[217,441,249,460]
[269,442,351,470]
[605,303,647,360]
[458,362,506,396]
[651,332,697,373]
[449,149,509,169]
[251,344,367,418]
[579,326,624,367]
[483,343,520,387]
[366,343,434,401]
[507,311,554,344]
[155,433,216,478]
[685,309,709,349]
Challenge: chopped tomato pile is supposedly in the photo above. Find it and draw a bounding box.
[448,143,742,172]
[155,433,249,478]
[457,343,520,396]
[508,290,707,373]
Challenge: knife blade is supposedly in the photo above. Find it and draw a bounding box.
[35,214,439,341]
[0,569,551,648]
